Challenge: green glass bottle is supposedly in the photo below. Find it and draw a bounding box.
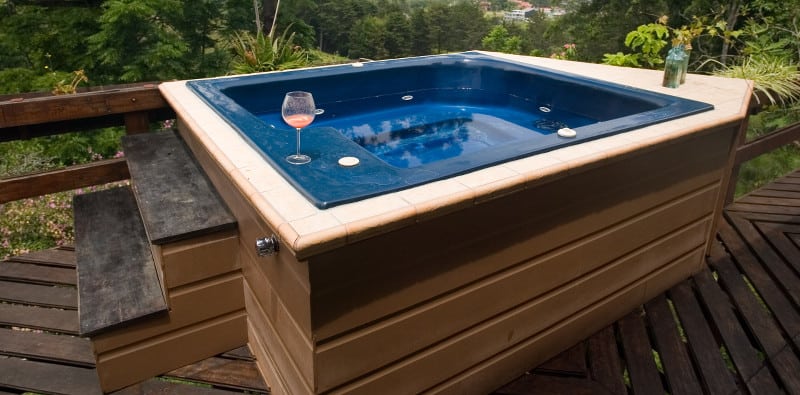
[680,46,691,84]
[662,45,686,89]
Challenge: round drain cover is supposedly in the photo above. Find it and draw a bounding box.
[557,128,577,138]
[338,156,360,167]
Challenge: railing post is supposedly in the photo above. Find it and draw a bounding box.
[724,116,751,204]
[124,111,150,134]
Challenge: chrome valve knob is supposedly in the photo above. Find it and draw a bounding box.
[255,235,279,256]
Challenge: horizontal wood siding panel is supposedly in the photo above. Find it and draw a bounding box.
[160,229,240,289]
[96,310,247,393]
[313,185,718,390]
[248,323,290,395]
[428,248,704,395]
[329,227,708,394]
[176,121,312,337]
[245,282,313,395]
[241,249,314,385]
[309,127,732,341]
[92,273,244,354]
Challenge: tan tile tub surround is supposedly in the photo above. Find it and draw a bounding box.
[160,52,753,394]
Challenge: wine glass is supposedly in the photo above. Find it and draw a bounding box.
[282,91,316,165]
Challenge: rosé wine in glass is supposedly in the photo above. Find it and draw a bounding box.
[281,91,316,164]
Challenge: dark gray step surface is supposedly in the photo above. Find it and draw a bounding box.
[74,186,167,336]
[121,130,236,245]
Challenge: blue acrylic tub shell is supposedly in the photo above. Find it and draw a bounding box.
[187,52,713,209]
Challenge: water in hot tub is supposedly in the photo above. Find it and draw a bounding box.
[258,91,595,169]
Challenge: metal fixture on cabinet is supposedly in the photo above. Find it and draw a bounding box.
[255,235,279,256]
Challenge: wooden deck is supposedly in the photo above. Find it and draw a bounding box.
[2,170,800,394]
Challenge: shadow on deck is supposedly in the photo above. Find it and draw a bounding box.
[2,169,799,394]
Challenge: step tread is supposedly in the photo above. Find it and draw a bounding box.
[122,130,236,245]
[74,186,167,336]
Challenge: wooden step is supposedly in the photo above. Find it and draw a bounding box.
[74,186,167,336]
[121,130,236,245]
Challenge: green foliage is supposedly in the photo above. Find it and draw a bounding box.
[739,0,800,60]
[482,26,522,54]
[623,23,670,67]
[0,141,55,178]
[735,145,800,197]
[0,128,125,172]
[0,6,100,73]
[306,49,350,67]
[0,192,75,260]
[550,43,578,60]
[549,0,670,62]
[315,0,377,56]
[230,29,310,74]
[383,11,413,58]
[88,0,189,82]
[601,52,642,67]
[712,56,800,106]
[349,16,388,59]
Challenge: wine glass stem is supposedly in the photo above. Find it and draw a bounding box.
[295,128,302,157]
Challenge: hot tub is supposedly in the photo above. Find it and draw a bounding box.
[187,52,712,208]
[160,52,752,395]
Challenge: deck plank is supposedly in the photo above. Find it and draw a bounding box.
[735,195,800,208]
[668,282,740,395]
[761,180,800,192]
[725,202,800,215]
[0,280,77,309]
[708,242,800,393]
[0,356,102,395]
[121,131,236,245]
[755,222,800,274]
[0,303,78,334]
[7,248,76,268]
[644,294,703,395]
[0,261,76,285]
[165,356,269,393]
[494,373,612,395]
[747,188,800,199]
[112,379,244,394]
[586,326,626,395]
[718,219,800,344]
[0,327,94,366]
[532,342,587,377]
[693,266,781,394]
[73,186,167,336]
[617,309,664,395]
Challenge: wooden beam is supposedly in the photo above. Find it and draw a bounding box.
[0,84,167,129]
[735,121,800,165]
[0,107,175,142]
[0,158,130,204]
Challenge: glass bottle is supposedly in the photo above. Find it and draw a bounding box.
[679,46,691,84]
[662,45,686,89]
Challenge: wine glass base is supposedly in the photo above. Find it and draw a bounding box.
[286,154,311,165]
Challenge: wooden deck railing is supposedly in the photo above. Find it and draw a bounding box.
[0,84,174,204]
[725,116,800,203]
[1,84,798,205]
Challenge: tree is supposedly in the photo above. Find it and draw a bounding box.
[88,0,190,82]
[384,11,413,58]
[0,5,100,72]
[549,0,670,62]
[315,0,377,55]
[348,16,388,60]
[409,7,431,55]
[482,25,522,54]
